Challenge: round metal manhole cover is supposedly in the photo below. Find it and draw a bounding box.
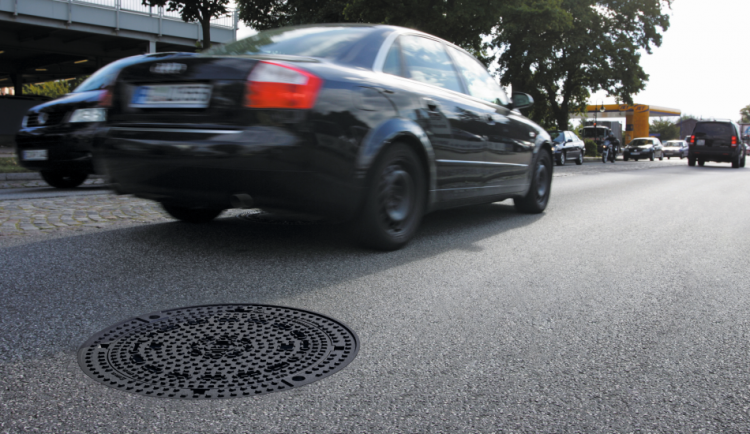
[78,304,358,399]
[236,209,326,225]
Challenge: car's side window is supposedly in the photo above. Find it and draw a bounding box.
[399,35,463,94]
[447,46,509,107]
[382,39,404,77]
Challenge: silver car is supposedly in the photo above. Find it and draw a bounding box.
[662,140,689,159]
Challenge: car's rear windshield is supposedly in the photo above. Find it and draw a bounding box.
[72,56,146,92]
[664,141,681,146]
[202,26,373,60]
[694,122,733,137]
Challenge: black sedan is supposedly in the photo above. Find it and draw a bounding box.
[623,137,664,162]
[96,24,553,250]
[15,52,194,188]
[549,130,584,165]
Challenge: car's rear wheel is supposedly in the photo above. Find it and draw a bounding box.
[624,156,629,162]
[741,154,746,168]
[575,151,583,165]
[40,171,88,189]
[354,143,426,250]
[688,156,696,166]
[515,150,552,214]
[161,203,223,223]
[698,159,705,167]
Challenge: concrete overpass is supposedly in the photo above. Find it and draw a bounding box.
[0,0,238,94]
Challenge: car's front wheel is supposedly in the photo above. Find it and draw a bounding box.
[575,151,583,165]
[40,171,88,189]
[515,150,552,214]
[558,152,566,166]
[650,152,655,161]
[161,203,223,223]
[354,143,426,250]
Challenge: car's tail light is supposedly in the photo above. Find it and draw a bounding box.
[689,135,695,145]
[731,136,738,147]
[98,87,113,108]
[245,61,323,109]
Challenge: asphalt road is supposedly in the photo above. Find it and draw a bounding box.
[2,160,750,433]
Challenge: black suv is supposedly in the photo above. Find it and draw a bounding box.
[688,119,746,168]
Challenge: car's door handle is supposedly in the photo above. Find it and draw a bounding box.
[423,98,439,111]
[485,114,496,125]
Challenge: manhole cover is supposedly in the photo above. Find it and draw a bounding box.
[78,304,359,399]
[237,209,326,225]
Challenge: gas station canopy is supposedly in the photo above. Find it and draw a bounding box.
[572,104,681,143]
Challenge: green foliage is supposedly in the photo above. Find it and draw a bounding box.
[142,0,230,48]
[237,0,350,31]
[584,139,598,157]
[490,0,672,131]
[650,117,679,140]
[740,104,750,123]
[0,157,32,173]
[22,77,88,99]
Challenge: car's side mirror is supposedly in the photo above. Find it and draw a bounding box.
[511,92,534,110]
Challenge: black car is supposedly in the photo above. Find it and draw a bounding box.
[623,137,663,162]
[688,119,746,168]
[97,24,553,250]
[15,52,194,188]
[548,130,584,166]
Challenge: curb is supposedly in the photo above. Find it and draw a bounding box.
[0,172,104,181]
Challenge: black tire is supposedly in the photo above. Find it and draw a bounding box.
[659,153,663,161]
[624,156,629,162]
[688,156,696,166]
[698,159,705,167]
[650,152,655,162]
[161,203,223,223]
[601,151,607,163]
[559,151,566,166]
[741,154,746,168]
[353,143,426,250]
[668,157,671,160]
[575,151,583,165]
[40,171,88,189]
[732,153,740,168]
[635,158,639,162]
[515,150,552,214]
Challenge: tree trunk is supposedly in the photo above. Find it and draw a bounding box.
[201,14,211,50]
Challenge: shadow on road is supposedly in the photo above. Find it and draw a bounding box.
[0,200,543,363]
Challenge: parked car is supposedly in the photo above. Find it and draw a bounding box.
[662,140,688,159]
[549,130,584,166]
[15,52,195,188]
[96,24,554,250]
[687,119,746,168]
[623,137,663,161]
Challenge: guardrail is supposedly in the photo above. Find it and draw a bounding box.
[52,0,236,28]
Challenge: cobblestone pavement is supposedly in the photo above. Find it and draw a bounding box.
[0,194,175,237]
[0,177,106,189]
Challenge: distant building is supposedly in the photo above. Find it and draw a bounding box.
[678,118,698,139]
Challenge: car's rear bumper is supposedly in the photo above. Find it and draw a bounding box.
[663,150,685,157]
[689,146,742,162]
[97,126,364,219]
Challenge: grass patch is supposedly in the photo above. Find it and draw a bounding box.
[0,156,34,173]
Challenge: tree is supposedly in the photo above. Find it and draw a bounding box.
[23,77,88,99]
[740,104,750,124]
[650,117,678,140]
[490,0,672,131]
[237,0,350,31]
[142,0,230,49]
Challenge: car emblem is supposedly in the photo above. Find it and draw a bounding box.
[37,112,48,125]
[150,63,187,74]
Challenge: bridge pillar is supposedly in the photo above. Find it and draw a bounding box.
[148,40,156,53]
[10,74,22,96]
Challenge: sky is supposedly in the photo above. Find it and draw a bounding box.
[234,0,749,123]
[590,0,750,122]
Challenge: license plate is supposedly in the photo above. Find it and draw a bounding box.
[130,84,212,108]
[22,150,47,161]
[698,139,705,146]
[631,151,639,155]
